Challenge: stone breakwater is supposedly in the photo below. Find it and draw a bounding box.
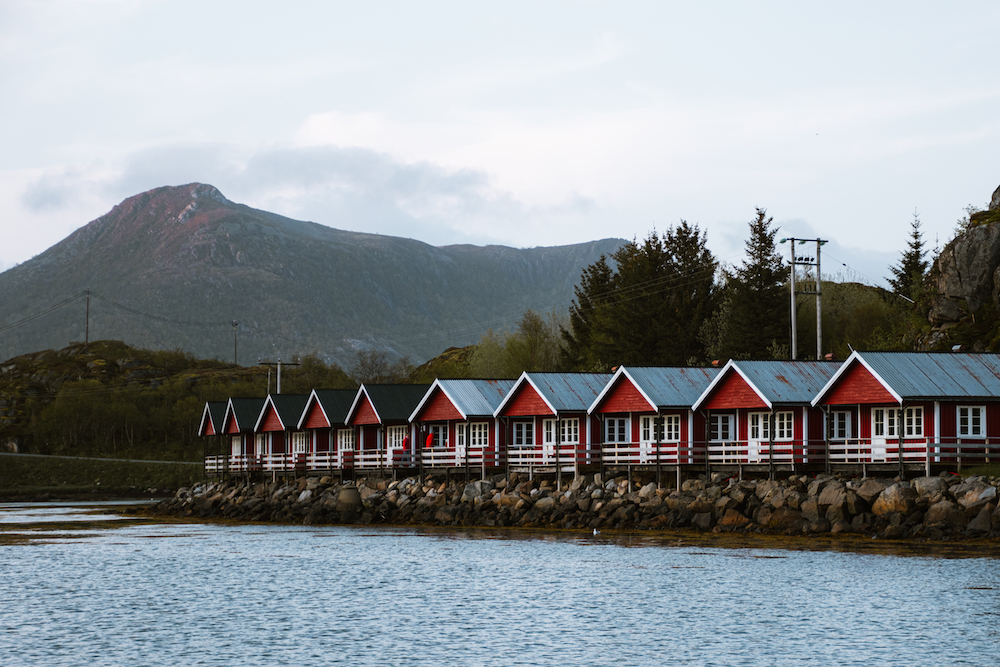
[139,471,1000,540]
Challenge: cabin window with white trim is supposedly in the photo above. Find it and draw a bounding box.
[829,411,852,440]
[513,421,534,447]
[958,406,986,438]
[543,419,556,445]
[749,413,770,441]
[775,412,794,441]
[664,415,680,442]
[872,408,896,438]
[468,422,489,447]
[605,417,629,443]
[337,429,355,451]
[560,418,580,444]
[903,407,923,437]
[427,424,446,447]
[255,433,266,453]
[643,415,680,442]
[709,414,735,441]
[231,436,242,456]
[292,431,308,454]
[387,425,407,448]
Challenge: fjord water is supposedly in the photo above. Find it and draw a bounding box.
[2,504,998,666]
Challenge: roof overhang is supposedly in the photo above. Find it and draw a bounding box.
[692,359,773,411]
[810,350,903,407]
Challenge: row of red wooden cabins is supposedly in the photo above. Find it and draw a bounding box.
[199,351,1000,480]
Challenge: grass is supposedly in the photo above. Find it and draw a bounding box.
[0,454,202,496]
[960,463,1000,478]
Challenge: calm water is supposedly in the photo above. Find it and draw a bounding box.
[2,503,999,666]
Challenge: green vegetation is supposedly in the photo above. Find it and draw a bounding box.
[887,211,930,301]
[0,454,202,495]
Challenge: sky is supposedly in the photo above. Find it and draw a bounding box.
[4,1,1000,290]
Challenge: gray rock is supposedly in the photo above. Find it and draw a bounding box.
[925,500,966,528]
[912,476,949,497]
[966,503,995,536]
[872,483,918,516]
[638,482,658,499]
[856,478,892,503]
[296,489,313,504]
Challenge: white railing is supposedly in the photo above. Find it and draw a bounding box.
[706,440,810,465]
[600,442,698,465]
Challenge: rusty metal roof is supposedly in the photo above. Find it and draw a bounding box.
[590,366,720,413]
[823,351,1000,403]
[694,360,839,410]
[411,378,516,421]
[496,372,612,415]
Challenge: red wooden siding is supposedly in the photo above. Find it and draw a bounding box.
[501,385,554,417]
[702,372,768,410]
[302,402,330,429]
[203,419,216,436]
[225,413,240,435]
[259,405,284,432]
[352,395,380,425]
[415,389,463,421]
[821,362,895,405]
[597,378,654,414]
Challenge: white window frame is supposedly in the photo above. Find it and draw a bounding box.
[513,421,534,448]
[469,422,489,447]
[904,406,923,437]
[387,425,407,448]
[958,406,985,438]
[829,411,852,440]
[543,419,556,446]
[749,412,770,441]
[231,435,242,456]
[337,428,355,451]
[605,417,629,443]
[560,418,580,445]
[664,415,680,442]
[775,411,794,441]
[255,433,266,453]
[709,414,735,442]
[873,408,897,438]
[428,424,447,448]
[292,431,308,454]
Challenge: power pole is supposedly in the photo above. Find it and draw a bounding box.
[232,320,238,365]
[85,289,90,354]
[780,238,827,359]
[258,358,300,394]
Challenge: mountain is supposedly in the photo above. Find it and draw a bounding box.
[0,184,624,367]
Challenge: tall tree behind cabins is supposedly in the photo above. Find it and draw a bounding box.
[702,208,789,360]
[887,211,930,301]
[562,224,719,369]
[469,309,564,377]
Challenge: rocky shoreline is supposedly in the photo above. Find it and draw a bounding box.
[134,471,1000,540]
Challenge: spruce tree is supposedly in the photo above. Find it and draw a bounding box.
[887,211,929,300]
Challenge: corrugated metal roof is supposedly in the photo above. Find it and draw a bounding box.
[527,372,612,412]
[437,378,516,417]
[623,366,721,408]
[229,397,265,431]
[859,352,1000,399]
[733,360,839,405]
[309,388,357,425]
[364,384,432,423]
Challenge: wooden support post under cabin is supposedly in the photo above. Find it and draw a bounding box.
[768,411,775,481]
[823,406,831,475]
[897,406,905,480]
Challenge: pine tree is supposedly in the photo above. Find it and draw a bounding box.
[702,208,789,360]
[887,211,929,300]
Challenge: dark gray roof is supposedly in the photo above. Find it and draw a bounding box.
[592,366,720,412]
[226,397,266,432]
[260,394,309,431]
[358,384,432,423]
[300,388,357,428]
[199,400,228,435]
[817,351,1000,403]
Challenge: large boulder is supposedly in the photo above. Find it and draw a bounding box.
[856,478,893,504]
[924,500,966,529]
[872,483,918,516]
[912,476,949,497]
[928,217,1000,325]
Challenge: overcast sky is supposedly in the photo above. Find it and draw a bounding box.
[3,1,1000,290]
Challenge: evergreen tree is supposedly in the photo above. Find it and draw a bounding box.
[562,224,718,368]
[702,208,789,360]
[887,211,929,300]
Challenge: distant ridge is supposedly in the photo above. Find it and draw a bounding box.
[0,183,624,366]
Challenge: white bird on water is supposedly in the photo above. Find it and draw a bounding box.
[593,528,600,535]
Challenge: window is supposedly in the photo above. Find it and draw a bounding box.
[469,422,489,447]
[872,408,896,438]
[776,412,794,441]
[231,436,242,456]
[958,406,986,438]
[543,419,556,445]
[292,432,308,454]
[255,433,266,453]
[605,417,629,443]
[387,425,407,448]
[904,406,923,437]
[560,418,580,444]
[829,411,851,440]
[749,413,770,441]
[709,414,734,441]
[664,415,680,442]
[337,429,355,451]
[513,422,534,447]
[427,424,446,447]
